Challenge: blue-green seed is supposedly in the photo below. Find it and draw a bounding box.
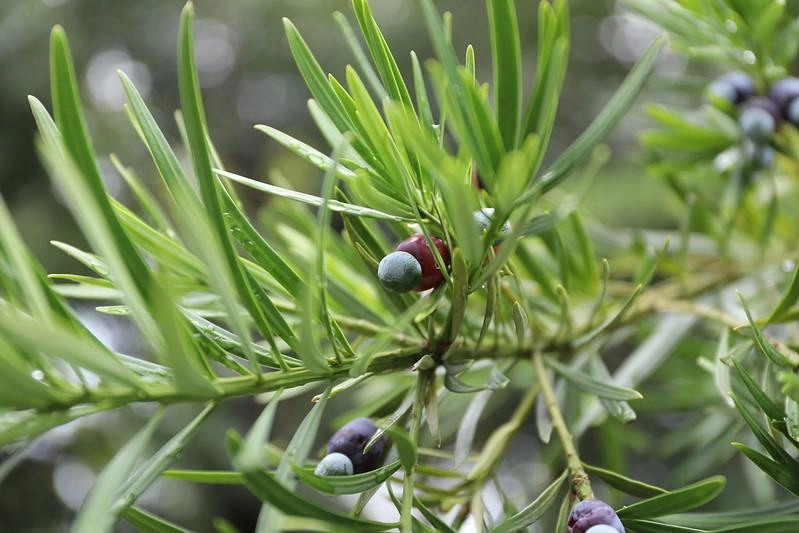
[314,452,354,476]
[739,108,776,142]
[378,251,422,293]
[788,98,799,126]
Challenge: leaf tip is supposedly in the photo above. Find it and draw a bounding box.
[50,24,66,42]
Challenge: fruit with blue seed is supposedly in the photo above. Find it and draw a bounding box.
[314,452,354,476]
[395,234,450,291]
[567,499,625,533]
[769,77,799,120]
[706,71,755,106]
[739,98,780,142]
[327,417,386,474]
[378,251,422,293]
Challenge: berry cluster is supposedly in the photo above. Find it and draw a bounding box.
[378,234,450,293]
[706,71,799,168]
[567,499,625,533]
[314,418,387,476]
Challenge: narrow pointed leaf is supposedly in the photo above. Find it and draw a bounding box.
[487,0,522,148]
[291,460,401,495]
[544,356,643,401]
[617,476,726,519]
[72,412,164,533]
[534,36,666,195]
[490,470,567,533]
[583,463,667,498]
[114,403,218,513]
[122,506,197,533]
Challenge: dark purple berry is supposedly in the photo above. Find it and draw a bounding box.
[395,234,450,291]
[327,417,386,474]
[717,71,755,104]
[739,98,781,142]
[769,77,799,118]
[567,499,625,533]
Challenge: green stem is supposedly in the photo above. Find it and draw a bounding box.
[533,350,594,501]
[400,372,426,532]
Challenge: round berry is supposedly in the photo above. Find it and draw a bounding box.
[788,97,799,126]
[706,80,737,108]
[327,417,386,474]
[743,140,775,169]
[718,71,755,104]
[473,208,512,245]
[739,98,781,142]
[568,499,625,533]
[378,251,422,293]
[769,77,799,117]
[314,452,354,476]
[395,234,450,291]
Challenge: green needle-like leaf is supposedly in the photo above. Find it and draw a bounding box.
[72,411,164,533]
[122,506,197,533]
[544,356,643,401]
[292,460,401,495]
[352,0,414,108]
[113,403,218,514]
[215,168,403,221]
[487,0,522,149]
[531,35,666,197]
[49,27,152,297]
[617,476,726,519]
[490,470,567,533]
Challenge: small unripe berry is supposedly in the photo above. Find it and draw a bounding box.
[473,208,511,245]
[707,71,755,106]
[314,452,354,476]
[378,251,422,293]
[568,499,625,533]
[739,98,780,142]
[769,77,799,118]
[327,417,386,474]
[395,234,450,291]
[743,140,775,169]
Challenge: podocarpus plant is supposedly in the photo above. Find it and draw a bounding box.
[5,0,799,531]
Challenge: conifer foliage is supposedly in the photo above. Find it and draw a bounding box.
[4,0,799,531]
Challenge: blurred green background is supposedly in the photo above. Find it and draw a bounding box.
[0,0,713,531]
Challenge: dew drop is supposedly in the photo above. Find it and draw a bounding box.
[725,19,737,33]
